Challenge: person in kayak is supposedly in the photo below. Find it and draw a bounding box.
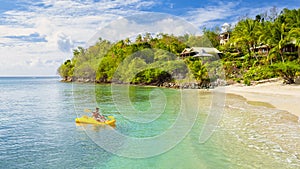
[92,107,106,122]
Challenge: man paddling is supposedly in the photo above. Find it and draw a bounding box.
[92,107,106,122]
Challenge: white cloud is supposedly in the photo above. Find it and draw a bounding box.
[183,2,239,29]
[88,13,201,45]
[1,0,290,76]
[182,1,274,29]
[0,0,158,75]
[0,42,65,75]
[57,33,74,53]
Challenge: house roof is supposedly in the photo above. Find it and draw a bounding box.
[220,32,230,35]
[250,44,269,50]
[180,47,222,57]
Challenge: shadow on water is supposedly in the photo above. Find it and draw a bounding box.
[75,123,116,132]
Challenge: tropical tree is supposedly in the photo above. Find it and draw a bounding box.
[231,18,260,59]
[272,22,289,62]
[135,34,143,43]
[257,21,273,63]
[203,28,221,48]
[124,38,131,45]
[284,8,300,58]
[186,59,209,84]
[261,8,300,63]
[270,61,300,84]
[288,28,300,58]
[58,60,74,81]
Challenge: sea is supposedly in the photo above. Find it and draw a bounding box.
[0,77,299,169]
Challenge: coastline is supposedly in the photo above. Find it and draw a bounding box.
[61,76,300,119]
[222,80,300,120]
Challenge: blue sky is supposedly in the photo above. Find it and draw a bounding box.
[0,0,299,76]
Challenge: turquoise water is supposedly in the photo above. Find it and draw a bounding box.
[1,77,300,168]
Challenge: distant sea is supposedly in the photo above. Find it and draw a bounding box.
[0,77,299,168]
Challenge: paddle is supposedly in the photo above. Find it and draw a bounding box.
[84,108,92,113]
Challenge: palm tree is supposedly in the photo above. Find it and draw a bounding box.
[232,19,259,59]
[259,20,288,63]
[187,59,208,85]
[258,21,273,63]
[288,28,300,58]
[124,38,131,45]
[135,34,143,43]
[263,8,300,63]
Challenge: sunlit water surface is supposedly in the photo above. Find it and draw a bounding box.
[0,77,299,168]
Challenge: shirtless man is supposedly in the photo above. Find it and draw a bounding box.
[92,107,106,122]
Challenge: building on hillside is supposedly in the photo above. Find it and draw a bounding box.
[180,47,223,59]
[250,45,270,56]
[283,41,298,53]
[219,32,230,45]
[251,41,298,56]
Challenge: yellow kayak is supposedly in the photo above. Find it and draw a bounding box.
[75,115,116,126]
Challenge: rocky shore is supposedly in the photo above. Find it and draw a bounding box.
[61,76,228,89]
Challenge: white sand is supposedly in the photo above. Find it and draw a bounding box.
[223,80,300,118]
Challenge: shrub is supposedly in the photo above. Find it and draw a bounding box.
[131,68,173,85]
[243,65,276,82]
[243,79,251,86]
[270,61,300,84]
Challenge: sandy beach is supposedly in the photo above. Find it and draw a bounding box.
[223,79,300,119]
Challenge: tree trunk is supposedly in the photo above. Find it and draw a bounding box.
[250,43,258,60]
[280,49,284,62]
[247,47,252,58]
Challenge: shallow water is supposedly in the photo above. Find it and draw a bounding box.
[0,77,299,168]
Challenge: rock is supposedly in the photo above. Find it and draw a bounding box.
[295,77,300,84]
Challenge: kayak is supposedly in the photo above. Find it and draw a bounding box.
[75,115,116,126]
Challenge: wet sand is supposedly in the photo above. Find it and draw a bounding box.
[222,80,300,119]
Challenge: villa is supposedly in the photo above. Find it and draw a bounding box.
[250,45,270,56]
[219,32,230,45]
[180,47,223,59]
[251,41,298,57]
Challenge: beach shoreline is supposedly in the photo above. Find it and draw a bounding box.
[221,79,300,120]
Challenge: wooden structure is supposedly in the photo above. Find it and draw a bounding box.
[219,32,230,45]
[180,47,222,59]
[251,42,298,56]
[251,45,270,56]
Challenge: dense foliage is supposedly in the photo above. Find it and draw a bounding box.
[221,8,300,84]
[270,61,300,84]
[59,34,191,85]
[58,8,300,86]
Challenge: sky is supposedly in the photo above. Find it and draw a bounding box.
[0,0,299,76]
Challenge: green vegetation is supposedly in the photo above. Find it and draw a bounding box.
[59,34,190,85]
[58,8,300,86]
[221,7,300,84]
[270,61,300,84]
